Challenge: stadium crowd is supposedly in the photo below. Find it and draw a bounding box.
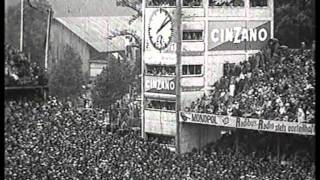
[5,98,314,179]
[146,100,176,111]
[186,39,315,124]
[5,44,47,86]
[146,65,176,76]
[147,0,176,6]
[209,0,245,7]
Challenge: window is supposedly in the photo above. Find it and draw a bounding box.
[183,0,202,7]
[90,63,106,77]
[147,0,176,7]
[146,100,176,111]
[183,31,203,41]
[209,0,244,7]
[250,0,268,7]
[182,65,202,75]
[146,65,175,76]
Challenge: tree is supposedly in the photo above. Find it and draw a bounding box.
[116,0,142,24]
[91,57,134,109]
[274,0,315,48]
[5,0,52,67]
[109,0,143,94]
[48,45,84,101]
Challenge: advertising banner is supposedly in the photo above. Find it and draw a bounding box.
[208,21,271,51]
[246,21,271,50]
[145,76,176,94]
[180,112,237,128]
[257,119,315,136]
[145,110,176,136]
[180,111,315,136]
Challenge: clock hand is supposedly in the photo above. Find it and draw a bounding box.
[156,17,171,34]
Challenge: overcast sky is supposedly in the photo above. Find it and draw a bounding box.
[5,0,135,17]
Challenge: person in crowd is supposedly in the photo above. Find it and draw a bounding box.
[5,44,47,86]
[186,41,315,124]
[5,98,315,179]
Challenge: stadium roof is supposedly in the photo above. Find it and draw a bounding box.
[54,16,141,52]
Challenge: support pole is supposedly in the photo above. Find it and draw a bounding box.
[175,0,182,154]
[141,0,146,138]
[277,134,280,163]
[20,0,24,51]
[44,8,52,70]
[235,130,239,154]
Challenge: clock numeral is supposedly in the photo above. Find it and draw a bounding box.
[170,43,176,51]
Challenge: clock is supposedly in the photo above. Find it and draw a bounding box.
[148,8,173,51]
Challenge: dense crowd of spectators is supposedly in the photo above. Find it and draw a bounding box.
[209,0,245,7]
[250,0,268,7]
[5,98,315,179]
[186,39,315,124]
[109,94,141,128]
[147,0,269,7]
[183,0,203,7]
[147,0,176,6]
[183,31,203,41]
[146,65,175,76]
[146,100,176,111]
[5,44,47,86]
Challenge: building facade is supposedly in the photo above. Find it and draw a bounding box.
[142,0,274,152]
[49,16,141,82]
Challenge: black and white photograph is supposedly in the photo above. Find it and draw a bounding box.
[4,0,315,179]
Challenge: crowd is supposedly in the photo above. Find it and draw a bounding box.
[146,100,176,111]
[186,39,315,124]
[147,0,176,6]
[183,0,203,7]
[250,0,268,7]
[146,65,175,76]
[209,0,245,7]
[5,98,315,179]
[5,44,47,86]
[183,31,203,41]
[109,94,141,128]
[146,0,269,7]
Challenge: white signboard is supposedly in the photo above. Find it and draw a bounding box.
[145,110,176,136]
[180,112,315,136]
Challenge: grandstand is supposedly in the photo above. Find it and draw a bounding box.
[5,44,48,101]
[4,0,315,179]
[141,0,314,153]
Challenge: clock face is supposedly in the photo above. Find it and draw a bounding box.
[148,8,173,51]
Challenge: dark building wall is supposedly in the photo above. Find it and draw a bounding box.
[49,20,91,80]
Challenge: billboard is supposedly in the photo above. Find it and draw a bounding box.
[145,110,176,136]
[180,112,315,136]
[145,76,175,94]
[208,21,271,51]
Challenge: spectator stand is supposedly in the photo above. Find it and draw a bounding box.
[5,86,49,102]
[5,98,315,179]
[5,44,48,102]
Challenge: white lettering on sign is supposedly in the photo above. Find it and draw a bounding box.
[211,29,219,42]
[145,78,175,91]
[211,27,268,44]
[258,28,268,41]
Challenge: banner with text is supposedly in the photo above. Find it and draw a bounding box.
[208,21,271,51]
[145,110,176,136]
[145,76,176,94]
[180,112,315,136]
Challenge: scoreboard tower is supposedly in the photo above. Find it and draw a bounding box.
[142,0,274,153]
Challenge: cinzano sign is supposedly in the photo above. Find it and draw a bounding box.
[145,76,176,94]
[210,27,268,44]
